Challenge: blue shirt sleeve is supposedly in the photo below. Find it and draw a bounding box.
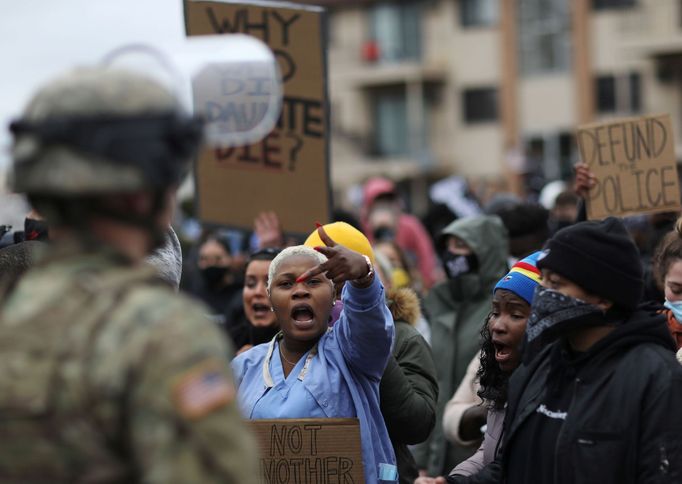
[334,275,394,380]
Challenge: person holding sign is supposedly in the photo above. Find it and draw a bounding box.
[232,226,399,484]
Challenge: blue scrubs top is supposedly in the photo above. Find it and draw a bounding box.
[251,341,339,419]
[232,275,398,484]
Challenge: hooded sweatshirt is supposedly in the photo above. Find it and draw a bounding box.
[414,216,509,476]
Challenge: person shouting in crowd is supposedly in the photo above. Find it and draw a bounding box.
[653,216,682,349]
[362,177,442,290]
[492,217,682,483]
[414,215,508,477]
[0,67,258,482]
[416,252,542,484]
[306,221,438,484]
[227,247,282,353]
[232,226,399,484]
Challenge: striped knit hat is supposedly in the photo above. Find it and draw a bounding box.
[494,251,543,305]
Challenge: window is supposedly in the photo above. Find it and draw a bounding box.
[460,0,498,27]
[370,85,429,158]
[596,76,616,112]
[595,71,642,114]
[462,87,499,123]
[524,131,577,181]
[372,87,409,157]
[593,0,636,10]
[369,2,422,63]
[518,0,571,75]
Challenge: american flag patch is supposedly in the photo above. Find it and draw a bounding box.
[173,360,235,420]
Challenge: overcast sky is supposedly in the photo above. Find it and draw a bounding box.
[0,0,189,170]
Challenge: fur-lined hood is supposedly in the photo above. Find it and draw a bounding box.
[387,287,421,326]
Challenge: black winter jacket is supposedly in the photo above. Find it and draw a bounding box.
[380,288,439,484]
[451,305,682,484]
[505,307,682,484]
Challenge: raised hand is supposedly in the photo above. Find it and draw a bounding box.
[296,225,372,287]
[573,162,597,199]
[254,211,284,249]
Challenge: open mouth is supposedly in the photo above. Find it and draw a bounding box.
[291,303,315,329]
[251,303,271,318]
[493,340,512,364]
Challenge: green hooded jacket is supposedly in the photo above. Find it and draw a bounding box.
[414,215,508,476]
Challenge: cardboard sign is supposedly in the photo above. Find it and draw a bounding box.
[185,0,331,235]
[249,418,365,484]
[577,114,681,219]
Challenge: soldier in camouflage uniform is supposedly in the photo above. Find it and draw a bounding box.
[0,67,259,483]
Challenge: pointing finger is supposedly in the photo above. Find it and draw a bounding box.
[295,264,324,283]
[316,225,337,247]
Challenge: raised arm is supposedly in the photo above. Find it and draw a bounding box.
[297,225,394,379]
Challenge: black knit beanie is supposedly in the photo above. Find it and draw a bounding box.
[536,217,643,311]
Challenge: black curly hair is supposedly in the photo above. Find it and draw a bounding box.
[476,313,510,410]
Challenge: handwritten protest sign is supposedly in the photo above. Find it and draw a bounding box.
[185,0,330,234]
[577,114,681,220]
[249,418,365,484]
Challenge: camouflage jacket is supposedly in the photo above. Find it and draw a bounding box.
[0,245,258,483]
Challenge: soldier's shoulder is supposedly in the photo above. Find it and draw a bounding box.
[116,282,214,329]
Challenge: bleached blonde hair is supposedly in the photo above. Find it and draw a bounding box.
[267,245,331,294]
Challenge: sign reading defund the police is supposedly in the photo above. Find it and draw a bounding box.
[577,114,681,220]
[185,0,330,234]
[249,418,365,484]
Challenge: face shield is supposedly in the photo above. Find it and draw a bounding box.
[102,33,282,148]
[8,34,283,192]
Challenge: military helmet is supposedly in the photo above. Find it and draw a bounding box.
[9,67,202,196]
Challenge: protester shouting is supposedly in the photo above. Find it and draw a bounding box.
[417,252,543,484]
[414,216,508,477]
[232,226,398,484]
[227,247,282,353]
[305,221,438,484]
[491,217,682,483]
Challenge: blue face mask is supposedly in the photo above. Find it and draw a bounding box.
[664,300,682,324]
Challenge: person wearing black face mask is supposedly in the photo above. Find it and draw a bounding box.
[414,216,509,479]
[484,217,682,484]
[186,232,243,328]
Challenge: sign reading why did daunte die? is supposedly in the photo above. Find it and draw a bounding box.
[577,114,681,220]
[249,418,365,484]
[184,0,331,235]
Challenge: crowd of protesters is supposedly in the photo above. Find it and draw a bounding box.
[1,64,682,484]
[172,168,682,483]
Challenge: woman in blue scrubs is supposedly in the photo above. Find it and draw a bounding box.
[232,226,398,484]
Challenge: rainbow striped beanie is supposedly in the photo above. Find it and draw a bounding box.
[494,251,543,305]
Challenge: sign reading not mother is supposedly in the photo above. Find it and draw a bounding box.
[577,114,681,220]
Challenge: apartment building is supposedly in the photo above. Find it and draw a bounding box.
[311,0,682,204]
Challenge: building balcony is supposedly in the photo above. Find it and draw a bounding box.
[335,59,448,88]
[618,0,682,57]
